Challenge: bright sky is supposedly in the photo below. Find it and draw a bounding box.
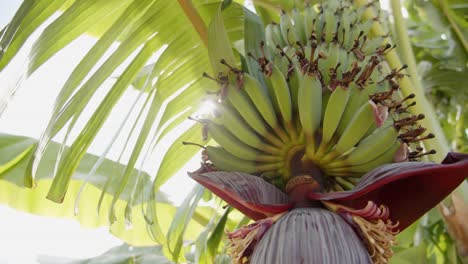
[0,206,121,263]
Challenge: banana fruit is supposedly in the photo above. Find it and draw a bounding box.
[204,146,282,174]
[224,84,270,136]
[204,122,279,162]
[316,86,350,158]
[266,64,296,139]
[211,106,280,151]
[190,2,434,193]
[298,74,322,158]
[327,124,399,168]
[325,142,401,176]
[280,11,297,45]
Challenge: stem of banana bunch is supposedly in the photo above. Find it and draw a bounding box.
[178,0,208,47]
[389,0,419,89]
[386,0,466,208]
[354,0,449,162]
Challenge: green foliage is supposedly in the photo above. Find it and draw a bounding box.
[405,0,468,153]
[390,242,427,264]
[39,244,173,264]
[394,208,466,263]
[0,133,193,246]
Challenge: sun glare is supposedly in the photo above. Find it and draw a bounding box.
[198,99,218,117]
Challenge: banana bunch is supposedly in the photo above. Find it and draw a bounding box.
[190,1,435,192]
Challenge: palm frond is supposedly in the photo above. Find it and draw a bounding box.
[0,0,250,252]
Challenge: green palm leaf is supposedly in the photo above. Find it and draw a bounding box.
[28,0,134,75]
[0,0,68,71]
[0,133,211,246]
[37,244,173,264]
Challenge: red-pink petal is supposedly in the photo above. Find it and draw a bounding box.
[393,143,409,162]
[189,171,293,220]
[369,100,388,127]
[309,152,468,230]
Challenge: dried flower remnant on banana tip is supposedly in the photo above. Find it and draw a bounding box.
[184,1,468,264]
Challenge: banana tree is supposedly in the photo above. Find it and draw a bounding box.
[0,0,466,263]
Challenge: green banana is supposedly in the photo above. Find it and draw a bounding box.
[211,106,282,152]
[339,12,352,47]
[362,36,385,54]
[298,74,322,158]
[349,19,373,44]
[315,12,325,42]
[335,176,355,190]
[326,142,401,175]
[353,4,368,23]
[266,23,287,49]
[242,73,277,129]
[291,8,306,44]
[267,64,294,136]
[316,86,351,157]
[287,65,302,112]
[334,82,377,138]
[323,3,337,43]
[225,84,270,136]
[322,100,376,163]
[336,100,376,150]
[279,11,297,45]
[320,42,341,83]
[205,122,277,162]
[337,49,350,75]
[338,50,351,76]
[272,51,290,76]
[362,120,378,139]
[303,5,317,41]
[265,24,275,48]
[271,22,286,47]
[325,124,398,168]
[241,72,291,144]
[260,77,290,142]
[205,146,281,174]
